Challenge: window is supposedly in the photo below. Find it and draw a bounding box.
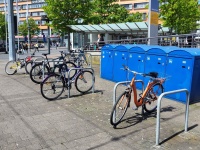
[134,2,148,9]
[32,0,45,3]
[142,13,147,20]
[121,4,133,10]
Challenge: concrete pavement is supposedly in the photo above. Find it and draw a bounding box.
[0,48,200,150]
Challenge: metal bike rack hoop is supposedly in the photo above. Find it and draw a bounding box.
[156,89,190,146]
[67,67,95,98]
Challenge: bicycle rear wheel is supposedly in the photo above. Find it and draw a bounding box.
[75,70,94,93]
[5,61,18,75]
[144,83,163,113]
[110,91,131,127]
[30,63,49,84]
[40,74,64,100]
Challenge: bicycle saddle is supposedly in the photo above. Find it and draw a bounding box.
[147,72,158,78]
[42,53,49,56]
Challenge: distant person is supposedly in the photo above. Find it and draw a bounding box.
[187,36,192,47]
[97,34,105,50]
[34,43,39,52]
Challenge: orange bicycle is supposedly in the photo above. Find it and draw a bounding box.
[110,65,166,127]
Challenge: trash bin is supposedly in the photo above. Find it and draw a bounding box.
[144,46,172,87]
[113,44,132,82]
[101,44,118,81]
[165,48,200,104]
[127,45,147,89]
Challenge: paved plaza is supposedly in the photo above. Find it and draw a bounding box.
[0,48,200,150]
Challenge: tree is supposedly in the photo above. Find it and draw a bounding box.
[0,13,6,40]
[160,0,200,34]
[86,0,143,24]
[18,18,40,38]
[43,0,93,50]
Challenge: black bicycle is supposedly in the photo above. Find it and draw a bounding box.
[29,51,76,84]
[40,58,95,100]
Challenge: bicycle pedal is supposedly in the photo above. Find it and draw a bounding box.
[132,107,138,110]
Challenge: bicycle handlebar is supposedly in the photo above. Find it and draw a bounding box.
[122,65,166,80]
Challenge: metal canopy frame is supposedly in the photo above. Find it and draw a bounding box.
[68,22,169,34]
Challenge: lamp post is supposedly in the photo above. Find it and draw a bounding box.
[41,15,50,54]
[4,0,8,54]
[28,24,30,52]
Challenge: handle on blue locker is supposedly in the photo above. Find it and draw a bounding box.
[158,62,161,64]
[182,66,186,68]
[138,59,141,61]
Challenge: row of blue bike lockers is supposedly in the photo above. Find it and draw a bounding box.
[101,44,200,104]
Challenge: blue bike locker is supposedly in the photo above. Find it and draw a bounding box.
[165,48,200,104]
[113,45,131,82]
[101,44,118,81]
[127,45,147,89]
[144,46,172,87]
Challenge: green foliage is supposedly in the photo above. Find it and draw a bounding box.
[0,13,6,40]
[43,0,143,33]
[43,0,93,34]
[18,18,40,37]
[160,0,200,34]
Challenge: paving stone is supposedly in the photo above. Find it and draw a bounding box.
[0,51,200,150]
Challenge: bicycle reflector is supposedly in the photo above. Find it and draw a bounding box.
[26,56,31,62]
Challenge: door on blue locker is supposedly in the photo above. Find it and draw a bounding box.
[128,53,145,90]
[101,50,113,80]
[113,51,128,82]
[165,57,193,103]
[144,54,166,87]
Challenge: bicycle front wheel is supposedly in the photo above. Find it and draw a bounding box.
[144,83,163,113]
[110,91,131,127]
[5,61,18,75]
[40,74,64,100]
[25,61,33,74]
[75,70,94,93]
[30,63,49,84]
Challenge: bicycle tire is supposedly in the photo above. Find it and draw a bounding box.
[144,83,164,113]
[75,70,94,93]
[110,91,131,127]
[40,74,64,100]
[30,63,50,84]
[5,61,18,75]
[56,61,77,79]
[25,61,33,74]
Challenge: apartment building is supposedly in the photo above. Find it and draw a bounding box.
[116,0,149,21]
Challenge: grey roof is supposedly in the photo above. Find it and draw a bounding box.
[68,22,169,34]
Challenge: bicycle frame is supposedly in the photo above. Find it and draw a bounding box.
[130,72,165,108]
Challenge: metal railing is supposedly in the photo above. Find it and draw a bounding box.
[83,33,200,51]
[156,89,190,145]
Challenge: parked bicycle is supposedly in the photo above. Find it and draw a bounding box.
[40,58,95,100]
[66,49,89,66]
[29,51,76,84]
[5,51,36,75]
[110,65,166,128]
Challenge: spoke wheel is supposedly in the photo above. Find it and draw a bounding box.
[5,61,18,75]
[25,61,33,74]
[144,83,163,113]
[30,63,49,84]
[75,70,94,93]
[40,74,64,100]
[110,91,131,127]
